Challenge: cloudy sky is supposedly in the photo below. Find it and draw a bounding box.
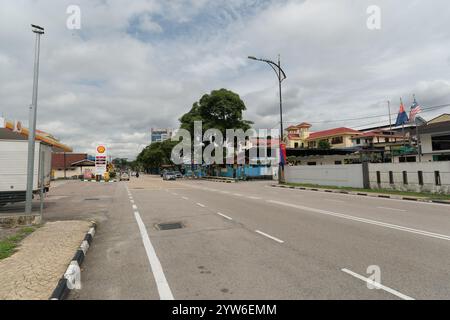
[1,0,449,158]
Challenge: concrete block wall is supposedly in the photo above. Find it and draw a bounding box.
[285,164,364,188]
[368,162,450,193]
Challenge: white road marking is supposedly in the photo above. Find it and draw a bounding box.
[196,203,206,208]
[182,196,189,200]
[132,204,137,210]
[221,191,230,194]
[377,206,406,212]
[233,193,243,197]
[271,185,450,207]
[267,200,450,241]
[134,210,174,300]
[130,199,135,204]
[255,230,284,243]
[247,196,262,200]
[217,212,233,220]
[341,268,414,300]
[172,193,178,196]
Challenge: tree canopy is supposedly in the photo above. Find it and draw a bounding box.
[136,140,178,172]
[179,88,253,137]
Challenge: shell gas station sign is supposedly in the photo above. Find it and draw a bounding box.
[95,145,107,175]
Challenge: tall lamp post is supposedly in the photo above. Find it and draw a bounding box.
[25,24,44,215]
[248,55,287,183]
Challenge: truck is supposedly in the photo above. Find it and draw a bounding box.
[0,140,52,206]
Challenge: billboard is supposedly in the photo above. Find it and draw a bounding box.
[95,145,107,175]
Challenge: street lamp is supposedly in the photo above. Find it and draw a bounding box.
[25,24,44,215]
[248,55,287,183]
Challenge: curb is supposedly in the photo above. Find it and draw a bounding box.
[49,222,97,300]
[271,185,450,205]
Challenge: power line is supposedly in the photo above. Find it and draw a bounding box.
[283,103,450,125]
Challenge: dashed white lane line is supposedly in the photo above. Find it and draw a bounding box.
[133,210,174,300]
[196,203,206,208]
[377,206,406,212]
[182,196,189,200]
[130,199,135,203]
[247,196,262,200]
[132,204,138,210]
[267,199,450,241]
[217,212,233,220]
[255,230,284,243]
[341,268,414,300]
[233,193,243,197]
[221,191,230,194]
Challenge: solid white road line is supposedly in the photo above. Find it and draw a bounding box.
[134,210,174,300]
[267,200,450,241]
[196,203,206,208]
[255,230,284,243]
[341,268,414,300]
[217,212,233,220]
[377,206,406,212]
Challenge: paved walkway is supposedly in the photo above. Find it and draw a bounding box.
[0,220,91,300]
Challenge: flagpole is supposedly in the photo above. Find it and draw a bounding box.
[387,100,393,163]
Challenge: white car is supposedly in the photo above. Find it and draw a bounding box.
[120,172,130,181]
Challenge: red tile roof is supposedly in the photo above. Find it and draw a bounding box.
[287,122,311,130]
[307,127,361,140]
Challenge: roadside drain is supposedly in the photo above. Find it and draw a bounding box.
[85,198,100,201]
[155,222,184,231]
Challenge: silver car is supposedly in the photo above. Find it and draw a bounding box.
[163,171,176,181]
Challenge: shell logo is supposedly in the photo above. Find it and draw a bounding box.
[97,145,106,154]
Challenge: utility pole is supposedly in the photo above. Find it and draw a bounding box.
[25,24,44,215]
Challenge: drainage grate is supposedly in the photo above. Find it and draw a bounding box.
[156,222,184,231]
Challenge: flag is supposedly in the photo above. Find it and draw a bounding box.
[409,96,422,122]
[395,99,409,126]
[280,143,287,167]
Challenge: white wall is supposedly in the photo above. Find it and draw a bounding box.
[369,162,450,193]
[285,164,364,188]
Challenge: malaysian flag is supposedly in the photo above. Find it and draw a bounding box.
[409,96,422,122]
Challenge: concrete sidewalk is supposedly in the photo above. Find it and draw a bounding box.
[0,220,91,300]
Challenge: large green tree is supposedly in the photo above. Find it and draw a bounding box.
[179,88,253,137]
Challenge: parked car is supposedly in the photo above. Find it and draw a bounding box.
[120,172,130,181]
[174,171,183,178]
[163,171,177,181]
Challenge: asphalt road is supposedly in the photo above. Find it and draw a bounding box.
[69,175,450,300]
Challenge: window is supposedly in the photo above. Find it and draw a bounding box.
[385,138,389,143]
[307,162,317,166]
[418,171,424,186]
[403,171,408,185]
[331,136,343,144]
[294,143,299,148]
[435,171,441,186]
[432,135,450,151]
[356,139,361,144]
[376,171,381,184]
[389,171,394,184]
[334,161,342,165]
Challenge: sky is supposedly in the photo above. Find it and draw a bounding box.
[1,0,450,159]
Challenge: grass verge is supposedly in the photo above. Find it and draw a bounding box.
[0,226,38,260]
[282,182,450,201]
